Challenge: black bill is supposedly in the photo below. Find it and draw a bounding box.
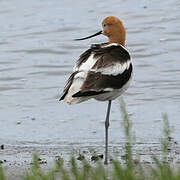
[75,30,102,40]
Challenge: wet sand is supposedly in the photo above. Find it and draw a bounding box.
[2,140,180,179]
[0,0,180,179]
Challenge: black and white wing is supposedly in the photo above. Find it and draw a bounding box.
[60,43,132,104]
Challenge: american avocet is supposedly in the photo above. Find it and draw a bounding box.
[60,16,133,164]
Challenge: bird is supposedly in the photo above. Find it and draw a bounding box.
[59,16,133,164]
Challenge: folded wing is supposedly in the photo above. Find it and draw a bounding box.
[60,43,132,104]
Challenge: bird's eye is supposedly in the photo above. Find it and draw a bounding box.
[103,23,107,28]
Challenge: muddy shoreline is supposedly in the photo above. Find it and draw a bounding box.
[1,141,180,179]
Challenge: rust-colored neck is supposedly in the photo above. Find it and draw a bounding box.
[109,33,126,46]
[108,24,126,46]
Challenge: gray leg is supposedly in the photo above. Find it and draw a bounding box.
[104,100,112,165]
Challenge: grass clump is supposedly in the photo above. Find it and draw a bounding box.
[0,99,180,180]
[0,166,6,180]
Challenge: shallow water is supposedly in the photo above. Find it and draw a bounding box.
[0,0,180,165]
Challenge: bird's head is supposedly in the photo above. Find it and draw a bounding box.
[75,16,126,46]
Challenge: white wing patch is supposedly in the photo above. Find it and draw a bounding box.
[95,60,131,76]
[65,53,99,104]
[73,53,98,72]
[64,78,84,104]
[74,71,87,79]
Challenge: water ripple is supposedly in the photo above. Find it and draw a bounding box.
[8,49,68,55]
